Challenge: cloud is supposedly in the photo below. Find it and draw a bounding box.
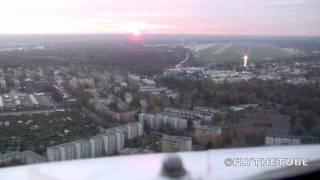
[99,12,174,18]
[95,21,174,33]
[273,0,310,5]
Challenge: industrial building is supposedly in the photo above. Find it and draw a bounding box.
[0,93,55,112]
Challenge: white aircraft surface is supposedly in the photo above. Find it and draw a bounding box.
[0,145,319,180]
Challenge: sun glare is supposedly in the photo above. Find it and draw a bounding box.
[132,30,142,36]
[121,22,147,35]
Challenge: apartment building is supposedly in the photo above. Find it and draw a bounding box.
[161,135,192,152]
[47,122,143,161]
[265,135,301,146]
[163,107,205,120]
[107,121,144,140]
[234,112,291,135]
[194,125,222,145]
[139,113,187,130]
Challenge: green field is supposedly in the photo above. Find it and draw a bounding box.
[197,42,291,64]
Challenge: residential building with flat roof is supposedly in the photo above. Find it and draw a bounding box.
[194,125,222,145]
[265,135,301,146]
[161,135,192,152]
[139,113,187,130]
[47,122,143,161]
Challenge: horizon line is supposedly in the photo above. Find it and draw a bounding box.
[0,33,319,38]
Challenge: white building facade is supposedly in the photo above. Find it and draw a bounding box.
[47,122,143,161]
[139,113,187,130]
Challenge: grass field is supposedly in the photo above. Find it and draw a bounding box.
[197,42,291,64]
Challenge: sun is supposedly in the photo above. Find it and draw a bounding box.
[132,30,142,36]
[122,22,147,35]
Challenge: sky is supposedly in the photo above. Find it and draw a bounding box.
[0,0,319,36]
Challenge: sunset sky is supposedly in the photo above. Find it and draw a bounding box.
[0,0,319,36]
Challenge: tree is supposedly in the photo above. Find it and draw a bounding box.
[310,126,320,137]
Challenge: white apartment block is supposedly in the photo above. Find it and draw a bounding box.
[74,139,91,159]
[139,113,187,130]
[265,136,301,146]
[89,135,105,158]
[0,78,6,89]
[125,122,144,140]
[47,132,124,161]
[103,129,125,154]
[107,121,144,140]
[47,122,143,161]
